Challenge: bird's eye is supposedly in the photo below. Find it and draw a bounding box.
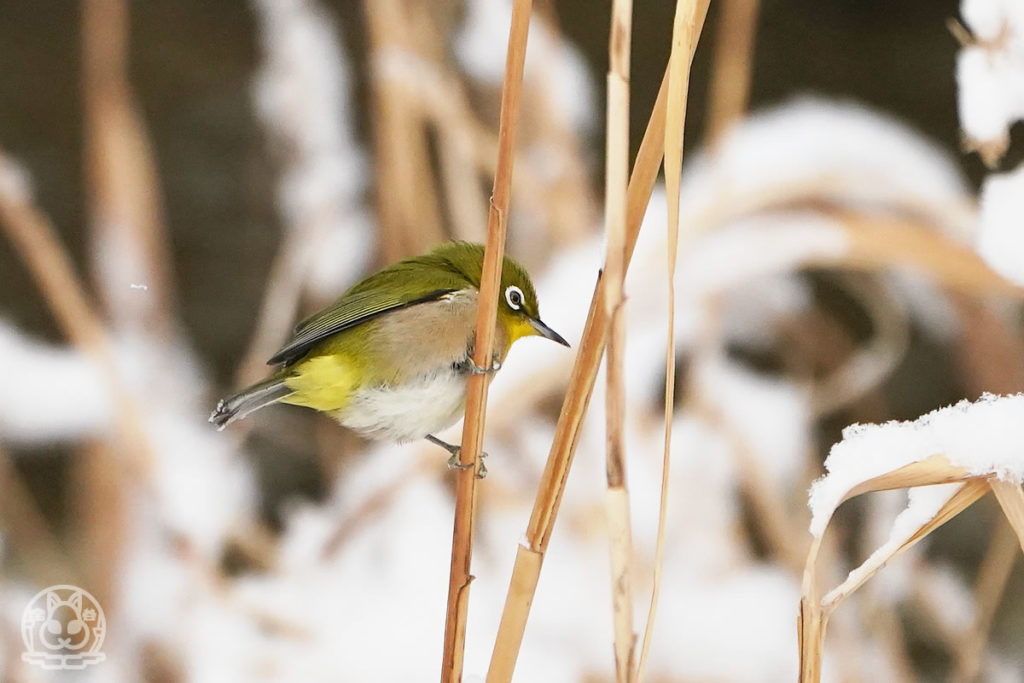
[505,285,524,310]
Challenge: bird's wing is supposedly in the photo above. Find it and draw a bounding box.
[267,287,456,366]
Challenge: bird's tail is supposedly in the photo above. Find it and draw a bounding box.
[209,377,292,430]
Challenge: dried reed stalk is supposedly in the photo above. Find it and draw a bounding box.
[82,0,178,338]
[487,5,710,681]
[990,480,1024,551]
[81,0,170,607]
[952,517,1019,682]
[365,0,445,261]
[635,1,700,681]
[527,5,598,249]
[706,0,760,141]
[602,0,636,679]
[798,454,996,682]
[0,444,73,586]
[440,1,534,681]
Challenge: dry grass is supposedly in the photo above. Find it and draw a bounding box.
[635,2,703,681]
[441,0,535,679]
[798,458,1024,681]
[5,1,1024,681]
[602,0,636,679]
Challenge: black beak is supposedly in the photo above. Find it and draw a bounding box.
[529,317,570,347]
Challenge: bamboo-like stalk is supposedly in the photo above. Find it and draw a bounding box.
[706,0,760,142]
[365,0,445,261]
[486,6,710,681]
[951,517,1019,682]
[602,0,635,680]
[440,1,534,681]
[0,444,74,586]
[82,0,177,337]
[635,1,699,680]
[798,455,991,681]
[990,480,1024,552]
[81,0,170,610]
[528,5,599,249]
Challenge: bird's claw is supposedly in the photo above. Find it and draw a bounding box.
[446,451,488,479]
[468,359,501,375]
[428,434,488,478]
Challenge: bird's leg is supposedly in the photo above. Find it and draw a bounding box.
[468,359,501,375]
[457,357,501,375]
[426,434,488,478]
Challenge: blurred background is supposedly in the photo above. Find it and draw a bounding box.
[2,0,1023,680]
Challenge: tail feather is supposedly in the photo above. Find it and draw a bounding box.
[210,378,292,430]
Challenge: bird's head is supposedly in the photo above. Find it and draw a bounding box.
[434,241,569,351]
[495,261,569,349]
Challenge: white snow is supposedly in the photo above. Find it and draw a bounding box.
[0,154,32,204]
[253,0,372,298]
[679,99,973,240]
[823,483,963,601]
[455,0,596,133]
[977,164,1024,285]
[956,0,1024,162]
[0,322,114,443]
[695,353,811,489]
[962,0,1024,41]
[809,393,1024,537]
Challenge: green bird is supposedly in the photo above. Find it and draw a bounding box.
[210,241,569,472]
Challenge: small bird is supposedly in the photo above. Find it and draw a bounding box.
[210,241,569,474]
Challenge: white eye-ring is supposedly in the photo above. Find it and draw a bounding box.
[504,285,524,310]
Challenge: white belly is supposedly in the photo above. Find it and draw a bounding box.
[336,369,468,442]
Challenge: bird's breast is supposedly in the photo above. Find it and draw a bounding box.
[336,366,468,442]
[305,287,512,441]
[368,289,479,381]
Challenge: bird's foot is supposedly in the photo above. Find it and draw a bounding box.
[427,435,488,478]
[467,359,501,375]
[446,453,488,478]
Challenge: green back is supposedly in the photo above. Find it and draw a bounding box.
[267,242,538,366]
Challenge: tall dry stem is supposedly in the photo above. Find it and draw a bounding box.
[486,6,710,680]
[440,1,534,681]
[603,0,635,679]
[706,0,760,141]
[798,455,994,681]
[365,0,445,261]
[635,2,700,680]
[951,517,1019,681]
[0,444,73,586]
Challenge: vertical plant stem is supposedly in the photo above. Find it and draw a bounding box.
[365,0,445,261]
[603,0,635,680]
[990,480,1024,552]
[82,0,177,337]
[706,0,760,141]
[440,1,534,681]
[487,6,710,681]
[952,517,1018,682]
[0,445,74,586]
[798,534,827,683]
[80,0,163,610]
[635,2,699,681]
